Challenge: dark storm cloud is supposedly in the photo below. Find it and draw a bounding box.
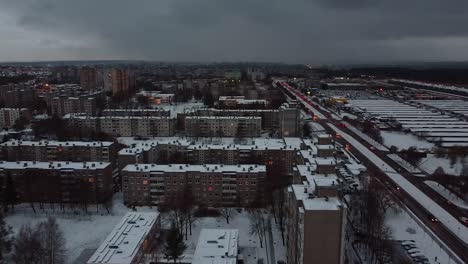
[1,0,468,63]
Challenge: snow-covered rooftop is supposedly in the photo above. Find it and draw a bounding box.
[0,161,111,170]
[192,229,238,264]
[87,212,159,264]
[1,139,113,147]
[290,184,343,211]
[123,164,266,174]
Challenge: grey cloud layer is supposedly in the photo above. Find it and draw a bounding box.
[1,0,468,63]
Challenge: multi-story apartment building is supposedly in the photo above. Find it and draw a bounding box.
[80,66,98,90]
[218,96,268,109]
[0,108,30,129]
[287,165,346,264]
[102,109,170,117]
[185,116,261,137]
[279,104,301,137]
[122,164,266,207]
[87,212,160,264]
[64,115,176,137]
[105,68,136,94]
[0,84,36,108]
[117,137,304,179]
[191,108,279,130]
[0,140,118,162]
[0,161,113,204]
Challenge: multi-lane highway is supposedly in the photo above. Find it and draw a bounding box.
[276,80,468,263]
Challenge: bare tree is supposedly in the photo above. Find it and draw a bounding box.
[37,217,66,264]
[12,224,43,264]
[219,208,236,224]
[249,209,267,248]
[272,189,287,245]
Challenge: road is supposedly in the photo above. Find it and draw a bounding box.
[276,80,468,263]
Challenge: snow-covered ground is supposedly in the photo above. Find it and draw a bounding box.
[381,131,434,150]
[425,181,468,210]
[5,194,145,264]
[160,210,269,264]
[386,208,462,264]
[419,154,468,176]
[329,124,468,244]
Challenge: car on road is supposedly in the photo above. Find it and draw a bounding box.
[428,214,439,222]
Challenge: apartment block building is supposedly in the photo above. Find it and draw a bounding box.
[287,165,346,264]
[184,116,261,137]
[0,161,113,204]
[0,84,36,108]
[122,164,266,207]
[117,137,303,178]
[279,104,301,137]
[0,108,30,129]
[0,140,118,162]
[64,115,176,137]
[105,68,136,94]
[80,66,98,90]
[102,109,170,117]
[192,108,279,130]
[87,212,160,264]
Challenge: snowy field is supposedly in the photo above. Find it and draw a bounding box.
[386,208,462,264]
[419,154,468,176]
[424,181,468,210]
[381,131,434,150]
[5,194,146,264]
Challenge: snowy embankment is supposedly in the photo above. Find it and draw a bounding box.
[343,122,388,151]
[386,208,462,264]
[387,154,424,175]
[328,124,468,244]
[425,181,468,210]
[381,131,434,150]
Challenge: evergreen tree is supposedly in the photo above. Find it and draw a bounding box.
[164,223,187,263]
[0,212,13,262]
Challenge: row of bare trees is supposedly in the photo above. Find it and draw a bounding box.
[0,215,66,264]
[350,180,399,263]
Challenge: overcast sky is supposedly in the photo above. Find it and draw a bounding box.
[1,0,468,64]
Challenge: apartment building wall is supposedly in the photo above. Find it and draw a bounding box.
[80,66,97,90]
[65,116,176,137]
[0,108,30,129]
[0,161,113,204]
[193,109,279,130]
[279,106,300,137]
[286,187,346,264]
[0,85,36,108]
[122,164,266,207]
[0,140,118,163]
[184,116,261,137]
